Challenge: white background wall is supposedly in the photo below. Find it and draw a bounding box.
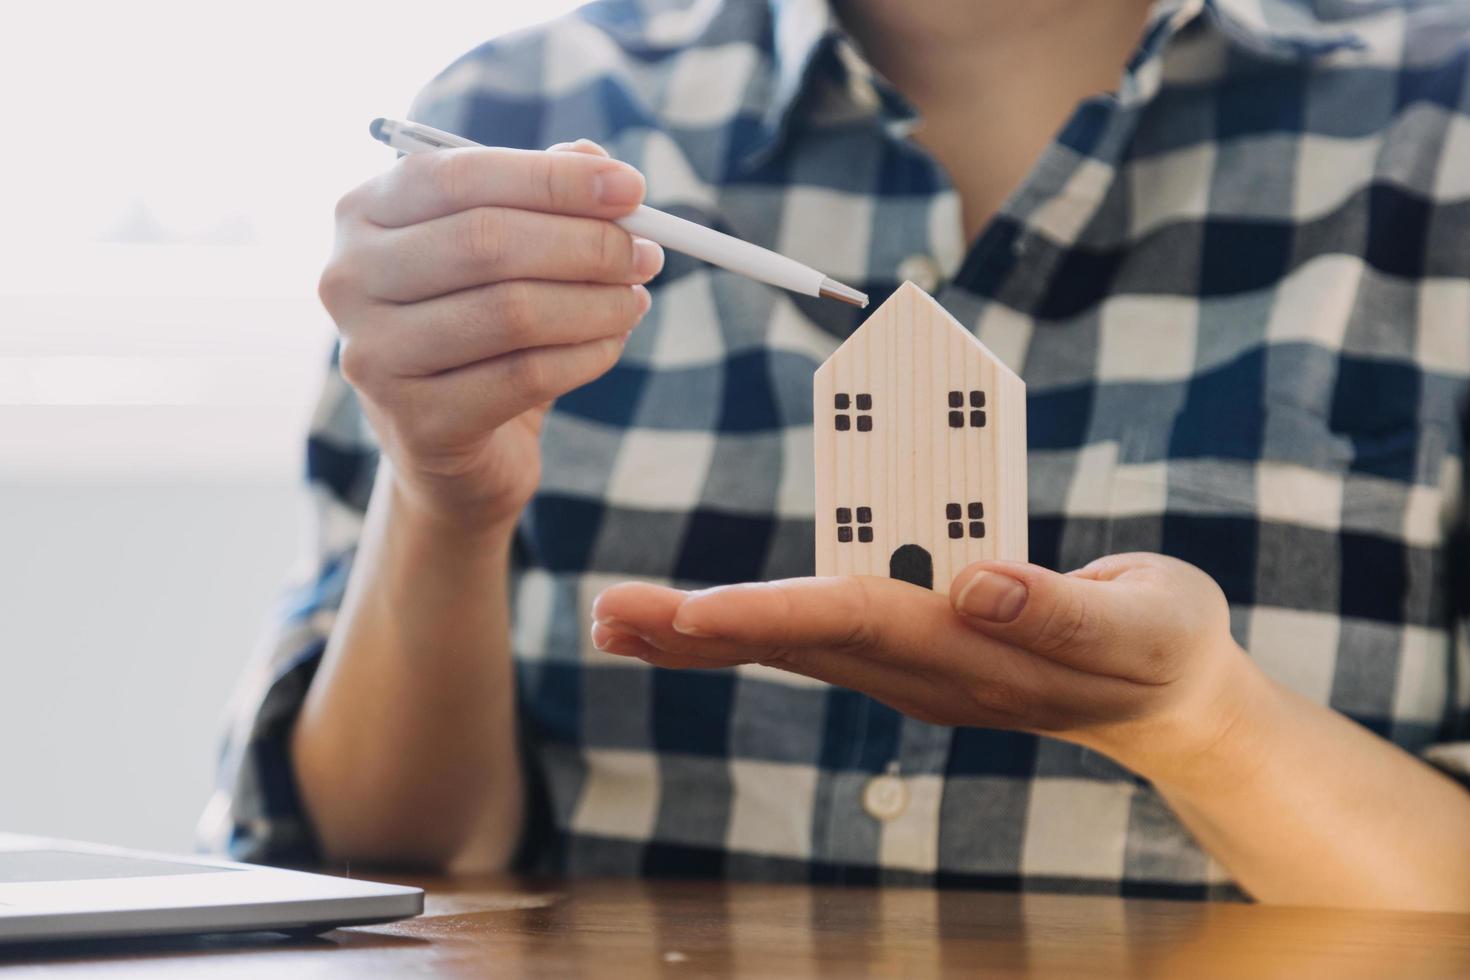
[0,0,585,853]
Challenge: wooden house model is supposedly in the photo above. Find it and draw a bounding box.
[814,282,1027,591]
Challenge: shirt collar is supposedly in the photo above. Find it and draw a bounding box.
[748,0,1368,167]
[766,0,837,120]
[1204,0,1368,59]
[742,0,846,168]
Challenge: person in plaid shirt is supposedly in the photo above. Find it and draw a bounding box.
[203,0,1470,908]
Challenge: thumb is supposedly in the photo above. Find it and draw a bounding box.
[948,561,1127,674]
[952,555,1229,683]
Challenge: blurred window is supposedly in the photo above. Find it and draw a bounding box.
[0,1,585,480]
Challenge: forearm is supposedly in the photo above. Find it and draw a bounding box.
[1131,659,1470,911]
[291,464,523,871]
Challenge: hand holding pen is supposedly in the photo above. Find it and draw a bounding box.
[319,134,676,530]
[320,121,866,532]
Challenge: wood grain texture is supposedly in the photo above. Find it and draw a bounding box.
[7,874,1470,978]
[815,281,1027,590]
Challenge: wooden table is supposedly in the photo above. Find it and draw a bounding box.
[4,875,1470,978]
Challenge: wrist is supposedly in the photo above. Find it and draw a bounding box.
[358,463,520,623]
[381,460,523,547]
[1085,640,1281,796]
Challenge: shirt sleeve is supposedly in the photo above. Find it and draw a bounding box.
[1420,627,1470,787]
[1418,43,1470,788]
[196,350,380,864]
[1421,435,1470,788]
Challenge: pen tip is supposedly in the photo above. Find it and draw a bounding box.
[820,278,869,309]
[368,118,387,142]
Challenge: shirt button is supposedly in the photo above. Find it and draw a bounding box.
[896,254,943,293]
[862,773,909,822]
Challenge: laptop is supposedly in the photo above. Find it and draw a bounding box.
[0,833,422,944]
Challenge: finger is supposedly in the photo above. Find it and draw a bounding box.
[948,559,1189,684]
[381,333,630,446]
[592,582,687,636]
[364,145,645,227]
[591,608,1098,732]
[597,578,985,676]
[594,581,847,668]
[675,577,958,662]
[362,281,650,378]
[591,620,728,670]
[355,207,664,302]
[593,581,1144,731]
[590,600,983,723]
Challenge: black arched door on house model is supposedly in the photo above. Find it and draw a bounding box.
[889,544,933,590]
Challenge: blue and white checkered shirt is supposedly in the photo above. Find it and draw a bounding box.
[204,0,1470,899]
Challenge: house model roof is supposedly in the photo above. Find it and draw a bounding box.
[813,282,1027,591]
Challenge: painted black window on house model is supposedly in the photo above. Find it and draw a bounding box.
[947,389,986,428]
[945,501,985,539]
[836,505,874,543]
[836,392,873,432]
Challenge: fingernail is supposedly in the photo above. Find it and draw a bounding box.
[590,619,614,649]
[671,607,715,637]
[591,618,636,652]
[595,166,644,207]
[633,240,665,279]
[632,284,652,317]
[595,632,642,657]
[955,570,1028,623]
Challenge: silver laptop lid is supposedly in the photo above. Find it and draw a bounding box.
[0,834,422,944]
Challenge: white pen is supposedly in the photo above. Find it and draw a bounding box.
[369,118,869,309]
